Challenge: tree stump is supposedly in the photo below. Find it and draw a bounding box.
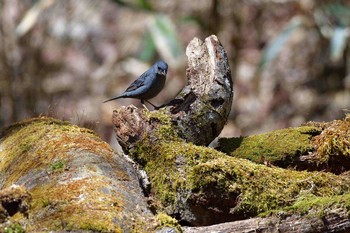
[112,35,233,152]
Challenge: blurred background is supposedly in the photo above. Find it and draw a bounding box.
[0,0,349,148]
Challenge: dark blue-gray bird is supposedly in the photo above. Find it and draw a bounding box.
[103,60,168,108]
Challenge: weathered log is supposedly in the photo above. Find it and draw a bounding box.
[0,117,180,232]
[130,134,350,226]
[113,35,233,152]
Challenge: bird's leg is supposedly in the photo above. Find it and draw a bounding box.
[145,100,161,110]
[140,100,149,110]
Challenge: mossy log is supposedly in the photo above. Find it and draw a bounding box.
[113,35,233,152]
[110,35,350,231]
[0,117,181,232]
[218,118,350,174]
[128,114,350,227]
[2,117,350,232]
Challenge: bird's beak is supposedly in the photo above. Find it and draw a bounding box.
[158,70,166,75]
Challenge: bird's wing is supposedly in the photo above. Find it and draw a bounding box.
[124,70,149,92]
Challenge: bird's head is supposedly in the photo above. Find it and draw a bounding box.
[155,60,168,76]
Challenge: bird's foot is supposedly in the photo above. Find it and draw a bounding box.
[141,104,150,111]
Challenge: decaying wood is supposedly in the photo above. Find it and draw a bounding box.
[112,35,233,151]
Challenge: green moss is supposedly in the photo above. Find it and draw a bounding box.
[217,126,321,165]
[4,222,25,233]
[133,130,350,218]
[191,155,350,215]
[40,198,51,208]
[264,192,350,218]
[155,212,182,232]
[125,111,350,221]
[28,177,126,232]
[133,140,220,207]
[48,159,66,173]
[143,108,179,141]
[64,214,119,232]
[0,116,110,187]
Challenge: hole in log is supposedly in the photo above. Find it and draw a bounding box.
[170,92,197,114]
[2,200,21,216]
[210,98,224,108]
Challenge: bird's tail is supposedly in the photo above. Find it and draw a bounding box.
[103,95,122,103]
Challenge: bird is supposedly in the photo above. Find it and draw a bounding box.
[103,60,168,109]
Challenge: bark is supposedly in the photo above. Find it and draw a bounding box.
[183,208,350,233]
[113,35,233,152]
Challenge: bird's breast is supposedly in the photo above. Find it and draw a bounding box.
[141,74,166,99]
